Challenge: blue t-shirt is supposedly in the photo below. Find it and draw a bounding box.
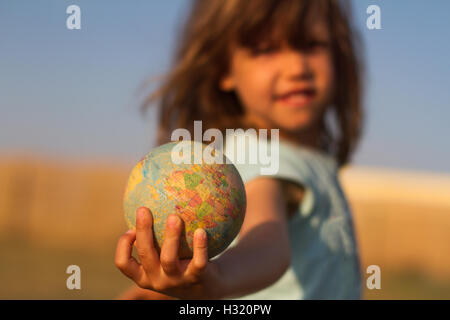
[220,133,362,299]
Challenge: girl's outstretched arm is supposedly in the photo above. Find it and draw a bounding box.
[115,177,291,299]
[213,177,292,298]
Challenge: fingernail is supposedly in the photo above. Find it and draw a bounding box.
[137,207,147,218]
[167,215,178,227]
[195,229,206,241]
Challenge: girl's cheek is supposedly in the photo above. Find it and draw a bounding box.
[323,62,336,100]
[235,56,279,110]
[312,55,334,96]
[239,63,271,93]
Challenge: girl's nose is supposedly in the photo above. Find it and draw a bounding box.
[281,50,314,82]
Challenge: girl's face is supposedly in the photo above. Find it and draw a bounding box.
[220,23,335,137]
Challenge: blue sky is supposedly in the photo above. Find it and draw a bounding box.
[1,0,449,173]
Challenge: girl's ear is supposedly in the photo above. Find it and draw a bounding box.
[219,75,235,92]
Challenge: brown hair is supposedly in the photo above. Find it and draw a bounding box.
[140,0,365,167]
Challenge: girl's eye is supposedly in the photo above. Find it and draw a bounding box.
[251,45,278,56]
[306,40,330,52]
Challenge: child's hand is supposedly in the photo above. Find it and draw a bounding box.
[116,284,178,300]
[115,207,224,300]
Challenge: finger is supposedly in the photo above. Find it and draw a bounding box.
[186,228,208,278]
[115,230,145,282]
[160,214,183,276]
[135,207,160,271]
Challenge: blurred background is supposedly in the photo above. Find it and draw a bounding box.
[1,0,449,299]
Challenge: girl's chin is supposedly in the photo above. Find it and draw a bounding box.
[276,117,315,132]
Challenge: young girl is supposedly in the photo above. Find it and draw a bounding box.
[115,0,364,300]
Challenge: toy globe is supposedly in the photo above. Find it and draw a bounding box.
[123,140,246,259]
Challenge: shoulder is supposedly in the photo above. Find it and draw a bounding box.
[224,132,336,219]
[223,131,314,183]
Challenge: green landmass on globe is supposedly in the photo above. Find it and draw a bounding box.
[123,140,246,259]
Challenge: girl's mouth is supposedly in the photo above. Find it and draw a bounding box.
[275,89,317,108]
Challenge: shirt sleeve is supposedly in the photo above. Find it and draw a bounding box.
[215,137,316,259]
[224,134,316,219]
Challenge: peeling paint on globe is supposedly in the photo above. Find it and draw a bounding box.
[123,141,246,259]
